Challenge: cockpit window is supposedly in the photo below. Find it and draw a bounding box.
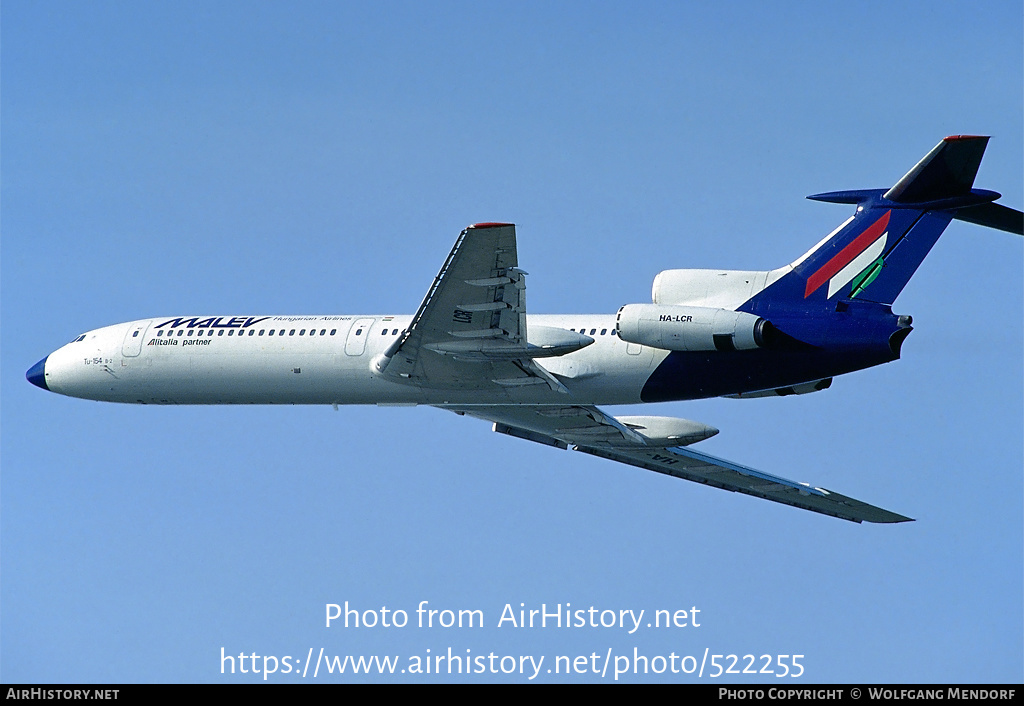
[70,334,87,343]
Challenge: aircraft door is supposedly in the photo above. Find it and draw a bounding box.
[122,320,151,357]
[625,341,654,368]
[344,318,376,356]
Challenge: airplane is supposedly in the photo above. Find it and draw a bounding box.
[26,135,1023,524]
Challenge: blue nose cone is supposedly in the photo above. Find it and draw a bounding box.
[27,357,49,391]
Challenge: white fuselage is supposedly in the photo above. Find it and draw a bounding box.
[42,314,665,407]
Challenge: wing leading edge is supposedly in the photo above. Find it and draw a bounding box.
[445,404,912,524]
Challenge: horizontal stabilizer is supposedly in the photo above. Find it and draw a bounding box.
[954,201,1024,236]
[807,189,884,205]
[883,135,989,204]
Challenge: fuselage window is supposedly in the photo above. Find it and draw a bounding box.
[268,329,274,336]
[249,330,255,336]
[218,330,224,336]
[601,329,607,335]
[330,329,337,335]
[157,330,163,336]
[300,329,306,335]
[590,329,596,335]
[259,329,265,336]
[289,330,295,336]
[355,329,362,336]
[187,330,194,336]
[228,330,234,336]
[177,330,184,337]
[320,329,326,335]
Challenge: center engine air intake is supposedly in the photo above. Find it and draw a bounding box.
[615,304,775,352]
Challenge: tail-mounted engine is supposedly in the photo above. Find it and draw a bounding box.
[615,304,777,352]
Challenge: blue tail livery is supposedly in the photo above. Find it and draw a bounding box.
[644,136,1021,403]
[788,135,1017,307]
[753,135,1020,312]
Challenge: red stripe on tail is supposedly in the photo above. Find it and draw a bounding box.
[804,210,891,298]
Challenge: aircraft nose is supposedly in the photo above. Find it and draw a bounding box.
[26,356,49,391]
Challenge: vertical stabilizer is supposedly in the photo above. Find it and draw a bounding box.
[746,136,1020,312]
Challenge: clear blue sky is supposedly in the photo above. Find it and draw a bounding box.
[3,1,1021,683]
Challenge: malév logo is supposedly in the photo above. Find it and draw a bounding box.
[155,316,271,330]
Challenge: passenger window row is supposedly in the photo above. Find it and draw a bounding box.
[155,328,341,337]
[569,327,615,336]
[152,325,600,340]
[151,325,409,340]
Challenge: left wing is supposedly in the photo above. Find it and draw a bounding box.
[444,404,912,524]
[373,223,572,392]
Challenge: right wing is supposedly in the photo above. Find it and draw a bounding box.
[445,403,912,524]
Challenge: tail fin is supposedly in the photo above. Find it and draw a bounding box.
[764,136,1021,308]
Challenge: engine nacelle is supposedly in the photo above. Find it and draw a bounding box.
[616,304,771,352]
[613,416,719,447]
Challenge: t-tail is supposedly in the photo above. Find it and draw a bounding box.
[744,135,1022,315]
